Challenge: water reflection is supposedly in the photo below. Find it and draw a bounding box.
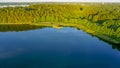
[0,24,49,32]
[98,38,120,51]
[0,24,120,68]
[0,24,119,51]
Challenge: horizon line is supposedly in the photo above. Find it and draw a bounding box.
[0,1,120,3]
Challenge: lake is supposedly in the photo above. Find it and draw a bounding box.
[0,25,120,68]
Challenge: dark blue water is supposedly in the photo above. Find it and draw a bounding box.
[0,27,120,68]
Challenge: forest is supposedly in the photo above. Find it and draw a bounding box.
[0,3,120,44]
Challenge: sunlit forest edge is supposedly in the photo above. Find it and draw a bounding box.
[0,3,120,44]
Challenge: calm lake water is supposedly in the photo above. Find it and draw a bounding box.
[0,25,120,68]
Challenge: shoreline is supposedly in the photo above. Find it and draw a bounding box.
[0,23,120,44]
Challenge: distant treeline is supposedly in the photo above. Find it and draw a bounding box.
[0,3,120,43]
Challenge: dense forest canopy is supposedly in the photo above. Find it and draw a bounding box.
[0,3,120,44]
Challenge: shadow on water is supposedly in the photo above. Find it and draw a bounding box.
[97,37,120,51]
[0,24,120,51]
[0,24,50,32]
